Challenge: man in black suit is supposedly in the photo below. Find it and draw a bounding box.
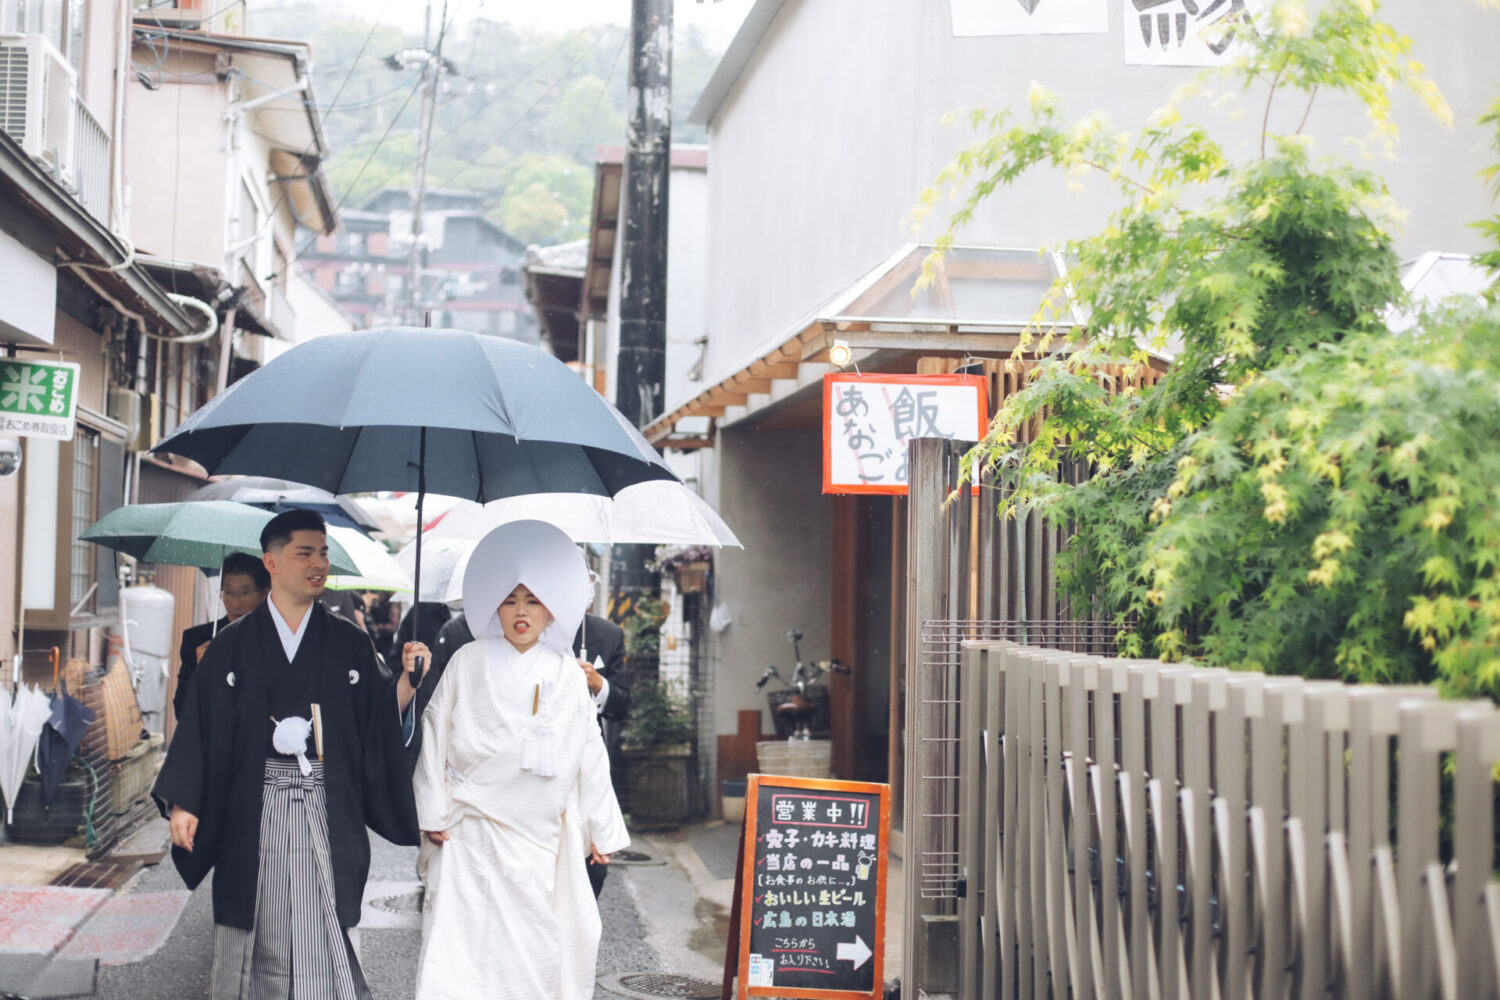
[172,552,269,724]
[425,608,630,897]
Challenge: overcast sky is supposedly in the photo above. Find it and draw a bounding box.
[302,0,755,50]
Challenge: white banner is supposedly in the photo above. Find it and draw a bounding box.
[951,0,1108,36]
[1122,0,1269,67]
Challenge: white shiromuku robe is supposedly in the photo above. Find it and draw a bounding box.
[413,637,630,1000]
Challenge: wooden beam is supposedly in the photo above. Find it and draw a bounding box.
[729,376,773,395]
[756,361,801,379]
[836,330,1029,354]
[707,390,749,406]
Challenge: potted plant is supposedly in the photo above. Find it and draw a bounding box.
[651,545,714,594]
[620,674,699,828]
[622,595,669,662]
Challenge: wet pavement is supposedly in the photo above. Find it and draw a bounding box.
[2,816,893,998]
[88,822,722,999]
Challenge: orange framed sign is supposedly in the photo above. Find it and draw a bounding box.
[822,372,988,494]
[734,775,891,1000]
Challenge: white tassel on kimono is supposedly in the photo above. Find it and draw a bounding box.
[272,715,314,776]
[520,679,559,777]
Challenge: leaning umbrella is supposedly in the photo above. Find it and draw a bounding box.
[79,501,361,575]
[1,684,53,823]
[37,682,95,809]
[149,326,680,680]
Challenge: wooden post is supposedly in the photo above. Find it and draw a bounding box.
[902,437,964,998]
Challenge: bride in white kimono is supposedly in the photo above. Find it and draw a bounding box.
[413,520,630,1000]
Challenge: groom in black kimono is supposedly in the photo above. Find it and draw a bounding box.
[153,509,430,999]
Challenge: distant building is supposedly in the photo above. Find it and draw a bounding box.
[300,188,538,341]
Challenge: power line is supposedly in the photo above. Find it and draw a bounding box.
[345,24,620,203]
[433,22,617,189]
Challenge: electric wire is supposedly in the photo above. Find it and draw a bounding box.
[346,24,614,199]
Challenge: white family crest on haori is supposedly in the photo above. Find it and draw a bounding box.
[459,519,591,654]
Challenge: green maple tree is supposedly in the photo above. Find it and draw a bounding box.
[912,0,1500,697]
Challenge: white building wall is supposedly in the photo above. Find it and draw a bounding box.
[700,0,1500,381]
[711,426,833,737]
[693,0,1500,741]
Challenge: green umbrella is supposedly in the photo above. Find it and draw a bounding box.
[80,501,359,574]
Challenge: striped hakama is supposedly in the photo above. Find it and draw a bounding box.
[212,759,370,1000]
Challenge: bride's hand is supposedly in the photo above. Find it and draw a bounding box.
[589,844,609,865]
[425,829,450,846]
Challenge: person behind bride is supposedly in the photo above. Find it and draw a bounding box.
[413,519,630,1000]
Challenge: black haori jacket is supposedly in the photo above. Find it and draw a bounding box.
[152,601,421,929]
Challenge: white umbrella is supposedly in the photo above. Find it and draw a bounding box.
[324,525,414,593]
[1,684,54,823]
[424,481,741,547]
[394,536,475,604]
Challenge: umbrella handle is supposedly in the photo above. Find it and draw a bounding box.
[412,654,425,690]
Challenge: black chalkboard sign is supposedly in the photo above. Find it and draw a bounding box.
[729,774,890,1000]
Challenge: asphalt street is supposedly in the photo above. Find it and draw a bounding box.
[93,830,666,999]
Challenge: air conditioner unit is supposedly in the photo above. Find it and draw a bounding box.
[0,34,78,186]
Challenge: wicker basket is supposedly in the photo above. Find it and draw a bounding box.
[100,658,144,761]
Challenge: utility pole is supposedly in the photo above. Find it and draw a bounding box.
[609,0,672,626]
[405,0,447,325]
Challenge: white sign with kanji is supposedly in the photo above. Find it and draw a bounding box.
[822,374,988,495]
[0,359,80,440]
[950,0,1107,36]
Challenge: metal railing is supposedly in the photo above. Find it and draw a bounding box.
[72,97,109,225]
[952,641,1500,1000]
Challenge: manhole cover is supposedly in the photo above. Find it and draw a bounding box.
[369,889,424,915]
[610,849,664,866]
[599,972,722,1000]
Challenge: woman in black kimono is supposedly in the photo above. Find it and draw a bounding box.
[152,509,428,1000]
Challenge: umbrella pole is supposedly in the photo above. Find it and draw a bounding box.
[411,427,427,688]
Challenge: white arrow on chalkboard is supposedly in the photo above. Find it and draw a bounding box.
[836,935,873,970]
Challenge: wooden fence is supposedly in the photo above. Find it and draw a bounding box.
[949,642,1500,1000]
[901,438,1500,999]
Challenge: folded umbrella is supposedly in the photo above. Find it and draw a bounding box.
[37,683,95,808]
[1,684,53,824]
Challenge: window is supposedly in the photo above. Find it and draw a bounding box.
[69,426,97,608]
[0,0,88,73]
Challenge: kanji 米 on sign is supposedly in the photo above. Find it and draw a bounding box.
[0,359,80,440]
[822,373,988,495]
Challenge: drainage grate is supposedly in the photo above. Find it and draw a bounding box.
[369,889,424,915]
[598,972,722,1000]
[50,860,141,890]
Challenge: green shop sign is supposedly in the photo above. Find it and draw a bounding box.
[0,359,80,440]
